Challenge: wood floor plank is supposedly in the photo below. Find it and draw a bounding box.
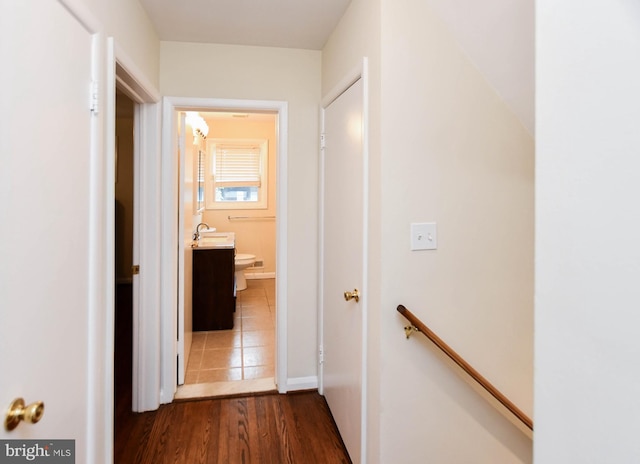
[204,400,222,464]
[256,397,288,464]
[274,394,303,463]
[185,401,217,464]
[141,399,183,464]
[230,397,251,463]
[298,394,352,463]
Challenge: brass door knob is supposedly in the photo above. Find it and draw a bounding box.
[4,398,45,431]
[344,289,360,303]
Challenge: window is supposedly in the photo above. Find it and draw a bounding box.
[206,139,268,209]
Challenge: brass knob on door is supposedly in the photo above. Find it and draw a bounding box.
[344,289,360,303]
[4,398,45,431]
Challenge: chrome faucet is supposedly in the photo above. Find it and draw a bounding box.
[193,222,210,241]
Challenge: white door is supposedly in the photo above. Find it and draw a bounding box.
[322,77,365,463]
[177,112,189,385]
[0,0,103,460]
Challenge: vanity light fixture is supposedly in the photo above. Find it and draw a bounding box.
[185,111,209,141]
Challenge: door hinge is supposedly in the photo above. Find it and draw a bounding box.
[132,265,140,275]
[318,345,324,364]
[320,133,326,150]
[90,80,99,114]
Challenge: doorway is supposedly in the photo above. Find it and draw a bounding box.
[177,110,278,399]
[160,97,289,402]
[114,89,135,417]
[110,43,163,413]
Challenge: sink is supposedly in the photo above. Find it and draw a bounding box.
[196,232,235,249]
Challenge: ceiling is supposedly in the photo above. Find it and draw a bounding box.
[140,0,534,135]
[138,0,351,50]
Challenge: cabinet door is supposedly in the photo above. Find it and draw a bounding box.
[192,249,235,330]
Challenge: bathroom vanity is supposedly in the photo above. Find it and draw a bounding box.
[192,235,236,331]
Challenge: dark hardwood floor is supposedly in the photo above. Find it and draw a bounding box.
[114,283,351,464]
[115,391,351,464]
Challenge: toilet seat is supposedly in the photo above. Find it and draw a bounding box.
[235,253,256,266]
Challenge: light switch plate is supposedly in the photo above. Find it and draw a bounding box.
[411,222,437,250]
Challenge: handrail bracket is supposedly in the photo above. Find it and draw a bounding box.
[404,325,419,339]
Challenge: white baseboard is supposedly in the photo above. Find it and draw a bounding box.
[246,271,276,280]
[285,376,318,392]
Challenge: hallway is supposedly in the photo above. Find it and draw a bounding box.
[114,282,350,463]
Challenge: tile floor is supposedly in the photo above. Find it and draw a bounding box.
[184,278,276,387]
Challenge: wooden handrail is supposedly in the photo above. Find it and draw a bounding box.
[397,304,533,431]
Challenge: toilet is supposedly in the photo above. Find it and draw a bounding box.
[234,253,256,291]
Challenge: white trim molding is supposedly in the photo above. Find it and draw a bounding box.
[286,376,319,391]
[246,272,277,280]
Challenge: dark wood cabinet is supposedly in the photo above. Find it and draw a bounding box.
[192,248,236,331]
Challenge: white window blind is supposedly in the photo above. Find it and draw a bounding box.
[206,138,268,209]
[214,145,262,187]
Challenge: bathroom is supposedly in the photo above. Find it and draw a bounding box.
[180,110,278,397]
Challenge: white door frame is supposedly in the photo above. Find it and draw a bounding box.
[108,39,162,412]
[318,57,369,463]
[160,97,289,402]
[176,111,188,385]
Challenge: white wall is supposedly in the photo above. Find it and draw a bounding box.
[161,42,321,380]
[201,117,278,276]
[81,0,160,88]
[379,2,534,462]
[324,0,534,462]
[535,1,640,462]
